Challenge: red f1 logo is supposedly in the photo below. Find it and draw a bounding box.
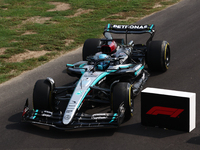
[146,106,184,118]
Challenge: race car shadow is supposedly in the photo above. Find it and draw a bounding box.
[118,123,185,138]
[6,112,116,139]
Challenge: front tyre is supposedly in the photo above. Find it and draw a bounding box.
[147,41,170,72]
[111,82,134,120]
[33,79,53,111]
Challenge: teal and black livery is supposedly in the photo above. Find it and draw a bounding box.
[21,23,170,130]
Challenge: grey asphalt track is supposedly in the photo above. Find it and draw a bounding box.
[1,0,200,149]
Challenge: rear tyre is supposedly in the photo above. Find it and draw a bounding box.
[33,79,53,111]
[111,82,134,120]
[147,41,170,72]
[82,39,101,60]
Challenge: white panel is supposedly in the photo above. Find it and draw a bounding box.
[190,94,196,132]
[142,87,195,98]
[142,87,196,132]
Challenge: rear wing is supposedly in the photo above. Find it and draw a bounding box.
[104,24,155,34]
[104,24,155,45]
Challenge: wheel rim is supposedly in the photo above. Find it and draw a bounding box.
[164,44,170,69]
[129,85,134,116]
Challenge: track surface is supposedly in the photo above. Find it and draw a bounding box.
[1,0,200,149]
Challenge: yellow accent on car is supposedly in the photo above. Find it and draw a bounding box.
[129,84,133,116]
[164,43,169,69]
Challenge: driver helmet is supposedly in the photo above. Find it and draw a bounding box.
[101,40,117,54]
[97,54,110,71]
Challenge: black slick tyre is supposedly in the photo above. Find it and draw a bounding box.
[82,39,101,61]
[33,79,52,111]
[147,41,170,72]
[111,82,134,120]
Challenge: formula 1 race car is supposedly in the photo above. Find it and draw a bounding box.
[21,24,170,130]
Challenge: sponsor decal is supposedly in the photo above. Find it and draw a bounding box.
[146,106,184,118]
[66,110,73,113]
[84,73,98,77]
[92,113,108,120]
[98,77,106,85]
[113,24,148,30]
[119,52,126,56]
[41,114,52,117]
[68,105,76,107]
[76,90,83,95]
[64,115,71,120]
[43,110,53,115]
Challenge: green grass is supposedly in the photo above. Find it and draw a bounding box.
[0,0,180,83]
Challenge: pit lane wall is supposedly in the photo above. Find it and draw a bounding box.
[141,87,196,132]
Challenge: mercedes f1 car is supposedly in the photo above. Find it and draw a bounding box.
[21,24,170,130]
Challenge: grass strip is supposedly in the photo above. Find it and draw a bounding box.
[0,0,180,83]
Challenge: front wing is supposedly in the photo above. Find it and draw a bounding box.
[21,99,125,130]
